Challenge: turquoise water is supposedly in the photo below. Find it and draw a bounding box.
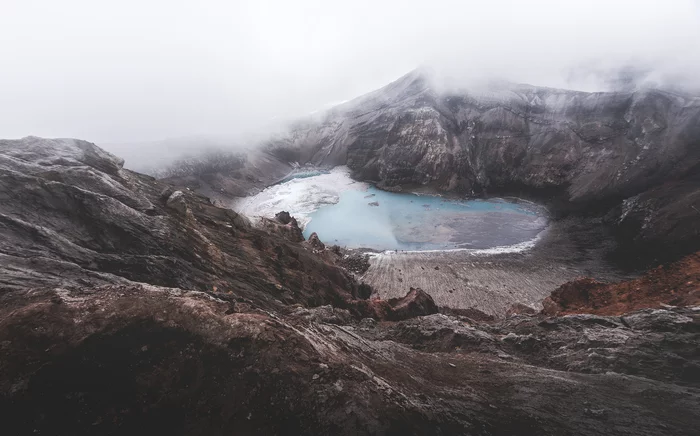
[302,187,547,251]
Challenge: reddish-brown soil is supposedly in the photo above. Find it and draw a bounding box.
[543,251,700,315]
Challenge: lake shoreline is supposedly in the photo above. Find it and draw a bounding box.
[236,165,549,252]
[233,165,632,317]
[356,216,634,318]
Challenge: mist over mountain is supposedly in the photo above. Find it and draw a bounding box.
[3,0,700,149]
[101,136,248,175]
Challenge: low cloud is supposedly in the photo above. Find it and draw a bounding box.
[2,0,699,166]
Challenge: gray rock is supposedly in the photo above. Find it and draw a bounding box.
[159,186,175,201]
[622,309,695,331]
[166,190,188,215]
[295,305,354,325]
[584,408,609,419]
[358,318,377,329]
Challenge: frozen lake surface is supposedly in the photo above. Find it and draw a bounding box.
[233,167,548,252]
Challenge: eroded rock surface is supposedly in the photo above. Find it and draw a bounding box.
[1,286,699,435]
[1,137,699,435]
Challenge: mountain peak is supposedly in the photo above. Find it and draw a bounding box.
[389,66,436,93]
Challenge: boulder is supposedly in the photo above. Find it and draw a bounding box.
[224,209,251,229]
[166,190,188,215]
[159,186,175,201]
[387,287,439,321]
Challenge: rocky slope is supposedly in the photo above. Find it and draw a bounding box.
[543,250,700,316]
[0,137,394,318]
[1,138,700,435]
[263,69,700,264]
[2,285,699,436]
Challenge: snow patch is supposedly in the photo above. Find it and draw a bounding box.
[231,166,366,228]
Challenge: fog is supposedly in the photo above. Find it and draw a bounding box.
[2,0,700,164]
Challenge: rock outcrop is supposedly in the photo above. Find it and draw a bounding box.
[275,210,295,225]
[259,211,305,243]
[306,231,325,250]
[543,251,700,315]
[386,287,439,321]
[165,190,188,214]
[337,251,371,275]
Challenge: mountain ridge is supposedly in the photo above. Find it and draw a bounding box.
[257,69,700,265]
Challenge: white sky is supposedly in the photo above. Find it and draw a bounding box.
[2,0,699,143]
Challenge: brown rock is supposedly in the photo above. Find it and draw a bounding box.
[261,212,304,243]
[307,232,325,250]
[386,287,439,321]
[275,211,293,224]
[542,251,700,316]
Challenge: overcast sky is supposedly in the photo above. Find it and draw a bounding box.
[2,0,700,144]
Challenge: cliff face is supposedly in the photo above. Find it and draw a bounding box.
[268,70,700,202]
[265,70,700,263]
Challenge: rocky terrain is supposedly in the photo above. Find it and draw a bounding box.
[3,285,699,436]
[0,137,417,319]
[147,70,700,319]
[543,251,700,316]
[262,69,700,265]
[361,215,632,317]
[1,137,699,435]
